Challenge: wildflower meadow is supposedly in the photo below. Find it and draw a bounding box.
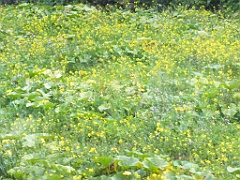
[0,3,239,180]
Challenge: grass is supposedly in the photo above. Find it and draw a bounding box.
[0,3,240,180]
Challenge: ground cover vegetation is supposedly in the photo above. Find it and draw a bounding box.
[0,2,239,180]
[0,0,239,12]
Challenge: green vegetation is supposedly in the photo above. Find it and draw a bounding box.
[0,3,239,180]
[1,0,240,12]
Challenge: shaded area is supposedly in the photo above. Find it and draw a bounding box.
[0,0,239,12]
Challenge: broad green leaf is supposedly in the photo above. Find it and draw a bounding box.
[116,156,139,167]
[233,92,240,99]
[52,164,75,174]
[22,134,37,147]
[37,101,55,108]
[36,89,51,99]
[6,91,22,98]
[8,166,28,179]
[162,171,175,179]
[78,91,92,100]
[124,150,150,159]
[43,69,52,75]
[192,71,204,77]
[30,166,45,176]
[37,133,55,140]
[142,159,151,168]
[26,102,36,107]
[53,70,62,79]
[204,64,224,70]
[94,156,114,167]
[221,103,238,118]
[112,173,129,180]
[180,161,199,169]
[21,153,35,161]
[125,86,136,96]
[23,92,41,100]
[44,82,53,89]
[146,156,168,169]
[204,173,216,180]
[93,175,112,180]
[176,174,194,179]
[1,133,21,140]
[22,79,33,92]
[46,174,61,180]
[227,166,240,173]
[136,169,146,177]
[43,69,62,79]
[222,79,240,90]
[204,88,219,98]
[98,104,110,112]
[29,68,45,77]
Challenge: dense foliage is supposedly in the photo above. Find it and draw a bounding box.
[0,0,239,11]
[0,3,240,180]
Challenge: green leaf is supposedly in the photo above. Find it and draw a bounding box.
[53,70,62,79]
[52,164,75,174]
[26,102,36,107]
[36,89,52,99]
[206,0,212,6]
[8,166,28,179]
[43,69,62,79]
[125,86,136,96]
[6,91,22,98]
[98,104,110,112]
[222,79,240,90]
[23,92,41,100]
[78,91,92,100]
[21,153,36,161]
[94,156,114,167]
[22,79,33,92]
[37,133,55,140]
[116,156,139,167]
[1,133,21,140]
[44,82,53,89]
[233,92,240,99]
[28,68,45,77]
[37,101,55,109]
[111,173,129,180]
[176,174,194,179]
[180,161,199,169]
[142,159,151,168]
[22,134,37,147]
[124,150,150,159]
[204,64,224,70]
[146,156,168,169]
[46,174,61,180]
[221,103,238,118]
[192,71,204,77]
[204,173,215,180]
[30,166,45,176]
[227,166,240,173]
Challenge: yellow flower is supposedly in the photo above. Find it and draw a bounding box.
[111,147,119,153]
[6,89,12,93]
[5,150,12,156]
[123,171,131,176]
[73,175,82,180]
[88,168,94,172]
[89,148,97,153]
[135,172,141,178]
